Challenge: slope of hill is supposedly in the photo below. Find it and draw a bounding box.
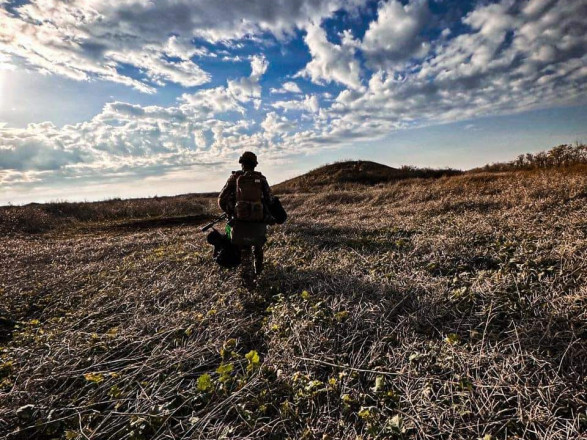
[1,168,585,439]
[0,162,461,233]
[273,160,462,193]
[0,193,218,234]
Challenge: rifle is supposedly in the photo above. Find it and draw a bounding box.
[201,213,228,232]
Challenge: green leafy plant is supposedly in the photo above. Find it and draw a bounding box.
[196,373,214,393]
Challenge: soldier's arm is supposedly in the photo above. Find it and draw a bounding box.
[218,174,237,215]
[260,176,276,224]
[261,176,274,202]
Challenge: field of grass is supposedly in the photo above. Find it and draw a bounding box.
[0,168,586,439]
[0,194,217,234]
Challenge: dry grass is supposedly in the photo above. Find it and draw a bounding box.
[0,194,217,234]
[272,161,462,194]
[0,169,585,439]
[473,143,587,172]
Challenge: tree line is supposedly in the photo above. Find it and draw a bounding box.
[476,143,587,172]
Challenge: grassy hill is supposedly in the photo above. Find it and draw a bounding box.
[273,160,461,193]
[0,147,586,439]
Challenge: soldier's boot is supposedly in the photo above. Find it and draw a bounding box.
[253,245,264,276]
[240,246,256,289]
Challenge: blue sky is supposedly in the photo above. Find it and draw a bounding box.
[0,0,585,204]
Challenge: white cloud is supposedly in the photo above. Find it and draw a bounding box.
[99,0,360,42]
[297,22,363,90]
[523,0,556,17]
[250,55,269,79]
[270,81,303,94]
[273,94,320,113]
[228,55,268,102]
[1,0,586,199]
[360,0,430,70]
[321,0,587,146]
[0,3,158,93]
[109,50,210,88]
[178,56,269,116]
[0,56,274,183]
[164,36,214,60]
[180,87,245,115]
[193,130,207,149]
[261,112,296,137]
[0,0,360,92]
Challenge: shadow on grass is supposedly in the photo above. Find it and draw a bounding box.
[258,261,586,378]
[105,214,213,231]
[285,221,416,254]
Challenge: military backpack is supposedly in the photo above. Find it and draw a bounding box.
[235,171,265,222]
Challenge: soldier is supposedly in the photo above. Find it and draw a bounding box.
[218,151,274,287]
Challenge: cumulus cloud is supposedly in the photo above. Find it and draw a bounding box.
[297,22,363,90]
[102,0,360,42]
[325,0,587,143]
[108,48,211,88]
[0,136,86,172]
[273,94,320,113]
[226,55,268,105]
[420,0,586,88]
[360,0,430,70]
[270,0,584,156]
[164,36,214,60]
[1,0,586,195]
[0,55,273,183]
[180,86,245,115]
[0,0,359,92]
[261,112,296,138]
[270,81,303,94]
[0,1,212,92]
[176,56,269,117]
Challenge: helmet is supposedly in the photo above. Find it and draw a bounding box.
[239,151,258,166]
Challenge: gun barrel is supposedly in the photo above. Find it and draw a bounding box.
[201,214,227,232]
[201,223,214,232]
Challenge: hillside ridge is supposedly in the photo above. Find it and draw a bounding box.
[273,160,461,193]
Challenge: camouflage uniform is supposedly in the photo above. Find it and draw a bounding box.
[218,169,273,284]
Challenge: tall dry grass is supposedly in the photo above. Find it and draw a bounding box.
[0,169,585,439]
[0,194,217,234]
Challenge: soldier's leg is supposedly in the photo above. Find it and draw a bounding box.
[253,245,264,276]
[240,246,255,285]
